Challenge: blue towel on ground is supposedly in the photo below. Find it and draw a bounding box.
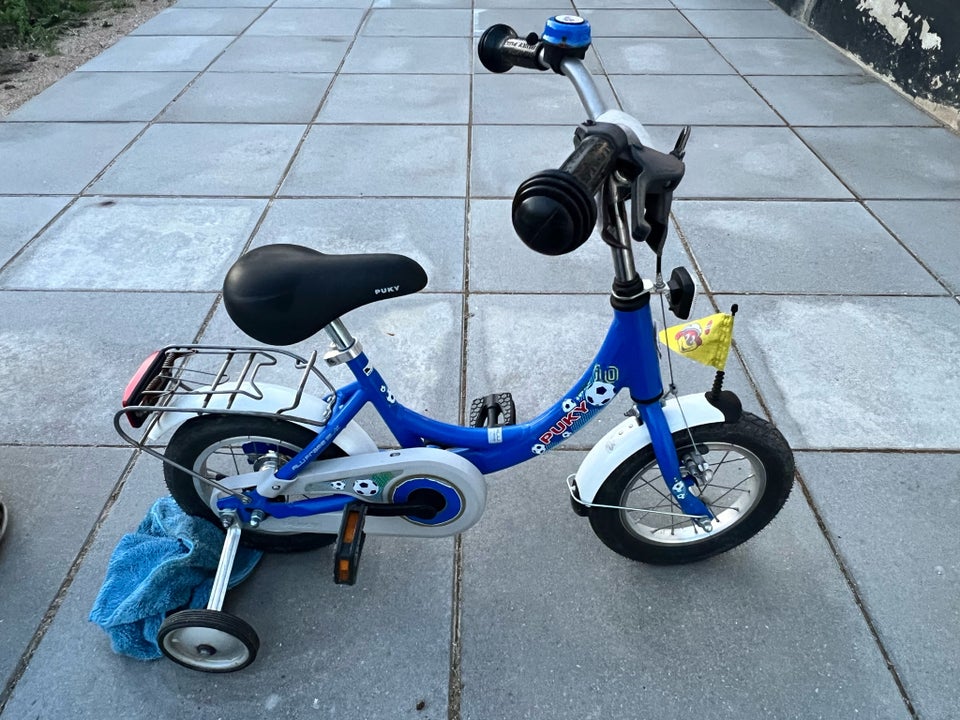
[89,496,262,661]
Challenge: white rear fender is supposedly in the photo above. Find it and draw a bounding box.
[144,381,377,456]
[574,394,726,504]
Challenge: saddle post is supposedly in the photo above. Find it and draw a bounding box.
[324,318,355,351]
[323,318,364,368]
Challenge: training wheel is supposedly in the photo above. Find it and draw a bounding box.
[158,609,259,673]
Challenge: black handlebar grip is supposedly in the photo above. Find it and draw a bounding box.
[478,24,545,73]
[512,129,626,256]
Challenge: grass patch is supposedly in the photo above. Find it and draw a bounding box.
[1,0,95,49]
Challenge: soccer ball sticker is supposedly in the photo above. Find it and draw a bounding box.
[561,398,577,413]
[585,379,615,407]
[330,480,346,491]
[353,478,379,496]
[531,444,546,455]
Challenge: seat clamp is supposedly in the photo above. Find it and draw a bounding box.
[324,339,363,367]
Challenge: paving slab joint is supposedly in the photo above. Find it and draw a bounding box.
[792,471,920,720]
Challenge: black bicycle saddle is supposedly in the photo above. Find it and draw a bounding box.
[223,244,428,345]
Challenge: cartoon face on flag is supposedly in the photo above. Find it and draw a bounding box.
[658,312,734,371]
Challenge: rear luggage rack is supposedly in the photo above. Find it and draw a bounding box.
[114,345,339,498]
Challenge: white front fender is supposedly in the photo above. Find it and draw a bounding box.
[144,381,377,456]
[573,394,726,504]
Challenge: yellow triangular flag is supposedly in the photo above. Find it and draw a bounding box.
[658,312,734,370]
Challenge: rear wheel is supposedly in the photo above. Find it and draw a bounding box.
[164,415,342,552]
[588,412,794,564]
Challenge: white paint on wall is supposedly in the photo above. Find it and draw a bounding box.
[858,0,910,45]
[919,19,943,50]
[857,0,944,52]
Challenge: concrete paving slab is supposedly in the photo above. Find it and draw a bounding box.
[683,8,811,38]
[459,451,911,720]
[6,72,194,122]
[579,8,698,36]
[712,37,864,75]
[317,73,469,123]
[0,291,215,445]
[475,0,575,8]
[250,197,466,292]
[281,124,468,197]
[467,199,615,294]
[342,35,472,73]
[673,0,775,7]
[0,446,132,690]
[0,197,265,291]
[0,196,71,266]
[207,35,350,72]
[797,127,960,200]
[159,72,332,123]
[719,294,960,450]
[466,199,695,294]
[76,35,233,72]
[0,457,454,719]
[199,292,466,447]
[174,0,272,6]
[465,293,633,450]
[666,126,853,199]
[473,8,581,37]
[90,123,304,196]
[672,200,945,294]
[470,124,574,197]
[246,7,366,36]
[130,7,261,35]
[577,0,673,7]
[867,200,960,294]
[611,74,783,125]
[278,0,374,6]
[362,8,472,35]
[377,0,470,7]
[749,74,940,127]
[0,122,143,194]
[473,72,616,125]
[796,451,959,720]
[595,37,736,74]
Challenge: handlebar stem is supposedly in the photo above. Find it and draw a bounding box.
[604,178,639,284]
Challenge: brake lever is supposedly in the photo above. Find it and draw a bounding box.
[672,125,692,160]
[628,145,686,256]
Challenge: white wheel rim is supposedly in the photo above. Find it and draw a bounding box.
[162,625,251,671]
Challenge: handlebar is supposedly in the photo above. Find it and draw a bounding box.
[479,16,688,260]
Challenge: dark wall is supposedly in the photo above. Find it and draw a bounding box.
[771,0,959,108]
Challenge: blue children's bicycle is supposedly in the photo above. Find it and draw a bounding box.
[116,16,795,673]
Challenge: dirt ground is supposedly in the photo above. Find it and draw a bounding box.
[0,0,174,117]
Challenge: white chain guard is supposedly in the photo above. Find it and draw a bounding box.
[219,447,487,538]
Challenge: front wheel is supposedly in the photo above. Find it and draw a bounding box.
[588,412,794,565]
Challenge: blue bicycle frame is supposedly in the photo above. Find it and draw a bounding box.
[217,300,714,521]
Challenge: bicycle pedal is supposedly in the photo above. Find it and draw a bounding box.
[333,502,367,586]
[469,393,516,428]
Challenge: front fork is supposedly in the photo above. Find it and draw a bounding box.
[639,401,714,529]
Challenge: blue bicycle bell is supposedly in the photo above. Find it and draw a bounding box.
[541,15,592,48]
